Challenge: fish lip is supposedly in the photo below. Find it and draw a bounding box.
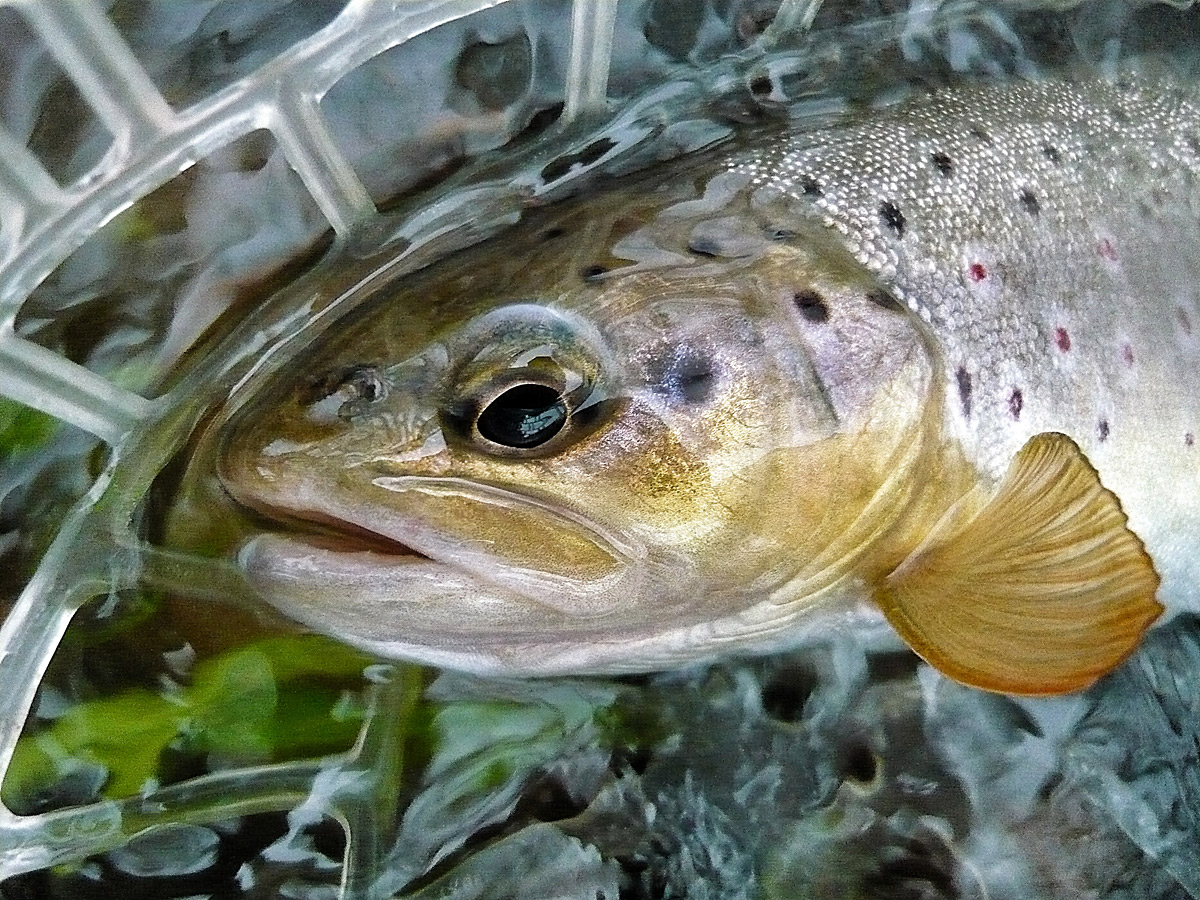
[284,520,429,559]
[367,474,640,560]
[228,487,434,561]
[231,473,639,606]
[222,436,643,599]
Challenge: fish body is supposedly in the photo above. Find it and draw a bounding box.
[739,72,1200,610]
[216,70,1200,693]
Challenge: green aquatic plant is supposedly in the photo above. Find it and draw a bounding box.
[3,636,373,809]
[0,399,57,460]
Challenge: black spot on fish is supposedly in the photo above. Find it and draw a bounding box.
[955,366,972,417]
[768,226,798,241]
[649,346,718,403]
[1009,388,1023,420]
[1042,143,1061,163]
[1019,188,1040,215]
[581,264,608,281]
[540,226,566,241]
[879,201,905,237]
[800,176,824,197]
[866,288,904,312]
[931,151,953,176]
[1098,418,1110,442]
[793,289,829,323]
[749,73,773,97]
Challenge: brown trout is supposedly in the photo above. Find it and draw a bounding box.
[217,70,1200,694]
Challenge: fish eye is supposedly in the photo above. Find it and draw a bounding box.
[476,382,568,448]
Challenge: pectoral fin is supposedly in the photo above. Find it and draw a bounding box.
[875,432,1162,696]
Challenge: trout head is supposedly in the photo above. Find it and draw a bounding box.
[219,174,938,674]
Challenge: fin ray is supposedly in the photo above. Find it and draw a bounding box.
[876,432,1162,695]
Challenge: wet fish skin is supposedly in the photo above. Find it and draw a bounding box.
[737,71,1200,614]
[215,70,1191,691]
[218,171,941,673]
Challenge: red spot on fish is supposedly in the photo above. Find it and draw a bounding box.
[968,263,988,282]
[1179,308,1194,336]
[1098,238,1117,260]
[1009,388,1023,419]
[1055,327,1072,352]
[1188,432,1196,448]
[1121,343,1135,366]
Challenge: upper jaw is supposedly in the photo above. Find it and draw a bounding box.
[224,458,661,611]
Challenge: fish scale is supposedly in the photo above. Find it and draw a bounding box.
[737,73,1200,615]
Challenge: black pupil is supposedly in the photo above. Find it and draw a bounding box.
[477,383,568,448]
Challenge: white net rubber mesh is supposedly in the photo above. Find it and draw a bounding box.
[0,0,621,442]
[0,0,628,883]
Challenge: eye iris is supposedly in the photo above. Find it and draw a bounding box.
[477,383,568,448]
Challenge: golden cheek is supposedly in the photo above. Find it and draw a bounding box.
[365,481,627,583]
[578,427,724,541]
[696,372,775,447]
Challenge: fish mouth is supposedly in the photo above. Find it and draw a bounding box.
[225,474,647,648]
[231,488,435,561]
[273,514,430,560]
[227,474,654,663]
[228,473,634,588]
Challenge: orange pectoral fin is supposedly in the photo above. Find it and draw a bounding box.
[875,432,1163,696]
